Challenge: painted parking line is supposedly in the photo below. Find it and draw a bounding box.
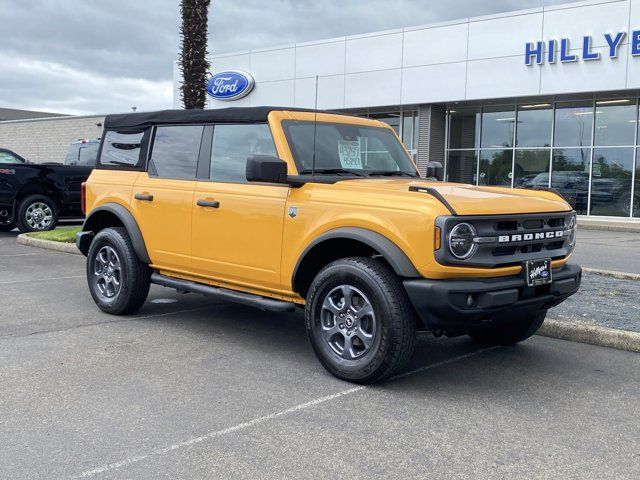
[0,252,54,257]
[0,275,84,285]
[76,346,498,478]
[0,305,227,341]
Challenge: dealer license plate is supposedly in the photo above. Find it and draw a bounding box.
[525,258,552,287]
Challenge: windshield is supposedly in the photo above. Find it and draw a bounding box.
[283,121,418,177]
[0,151,24,164]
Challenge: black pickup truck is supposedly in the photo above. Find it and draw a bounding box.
[0,146,96,232]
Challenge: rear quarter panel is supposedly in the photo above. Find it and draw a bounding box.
[85,169,139,213]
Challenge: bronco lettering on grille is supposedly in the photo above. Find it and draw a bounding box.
[498,230,564,243]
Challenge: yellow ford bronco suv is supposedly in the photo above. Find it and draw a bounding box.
[77,107,581,384]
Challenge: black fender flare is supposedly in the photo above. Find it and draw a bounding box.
[292,227,421,291]
[82,203,150,263]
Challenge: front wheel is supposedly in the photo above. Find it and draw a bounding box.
[86,227,150,315]
[15,195,58,233]
[469,310,546,346]
[305,257,416,384]
[0,222,15,232]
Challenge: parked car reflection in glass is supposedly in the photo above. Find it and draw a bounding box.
[520,171,589,214]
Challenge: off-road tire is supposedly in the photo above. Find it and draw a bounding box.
[469,310,547,346]
[15,194,58,233]
[86,227,150,315]
[0,222,15,232]
[305,257,416,384]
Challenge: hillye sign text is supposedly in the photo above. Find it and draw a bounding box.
[525,30,640,65]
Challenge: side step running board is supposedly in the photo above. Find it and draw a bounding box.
[150,273,296,313]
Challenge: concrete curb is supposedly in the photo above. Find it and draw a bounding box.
[578,224,640,233]
[539,319,640,353]
[578,218,640,233]
[583,267,640,281]
[16,233,81,255]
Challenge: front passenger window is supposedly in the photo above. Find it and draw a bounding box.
[210,124,276,183]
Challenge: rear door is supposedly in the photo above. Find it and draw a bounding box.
[131,125,204,272]
[191,123,289,293]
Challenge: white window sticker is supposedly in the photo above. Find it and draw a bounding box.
[338,140,362,169]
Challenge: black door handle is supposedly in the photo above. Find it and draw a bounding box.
[197,199,220,208]
[135,193,154,201]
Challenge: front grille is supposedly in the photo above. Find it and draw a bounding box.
[435,211,575,268]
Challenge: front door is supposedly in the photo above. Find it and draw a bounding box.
[131,125,204,273]
[191,123,288,293]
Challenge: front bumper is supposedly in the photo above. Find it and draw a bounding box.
[404,263,581,334]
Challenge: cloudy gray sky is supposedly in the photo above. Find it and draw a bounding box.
[0,0,569,115]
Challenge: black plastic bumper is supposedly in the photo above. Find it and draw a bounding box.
[76,231,93,257]
[404,263,582,333]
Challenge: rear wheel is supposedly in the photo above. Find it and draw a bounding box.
[305,257,416,384]
[469,310,546,346]
[16,195,58,233]
[86,227,150,315]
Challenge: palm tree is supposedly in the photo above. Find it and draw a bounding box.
[179,0,211,109]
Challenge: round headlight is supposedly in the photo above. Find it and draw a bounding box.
[448,222,477,259]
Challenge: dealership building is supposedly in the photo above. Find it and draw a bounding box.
[174,0,640,219]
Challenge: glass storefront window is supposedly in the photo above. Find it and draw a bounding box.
[516,104,552,147]
[446,150,477,184]
[594,100,637,146]
[635,151,640,218]
[445,100,640,217]
[554,102,593,148]
[370,113,401,137]
[401,110,419,155]
[590,148,635,217]
[481,106,516,148]
[551,148,591,214]
[478,149,513,186]
[514,149,551,187]
[448,107,480,149]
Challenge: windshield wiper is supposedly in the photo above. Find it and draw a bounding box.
[367,170,418,178]
[298,168,364,176]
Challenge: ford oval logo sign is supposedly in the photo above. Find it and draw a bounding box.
[206,70,255,101]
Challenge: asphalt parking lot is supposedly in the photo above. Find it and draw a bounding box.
[1,230,639,479]
[571,228,640,274]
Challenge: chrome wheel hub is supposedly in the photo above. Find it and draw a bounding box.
[93,246,122,299]
[319,285,377,360]
[25,202,53,230]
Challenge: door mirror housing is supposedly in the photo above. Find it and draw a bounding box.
[246,155,289,184]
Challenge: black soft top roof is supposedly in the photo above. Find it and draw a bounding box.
[104,106,320,130]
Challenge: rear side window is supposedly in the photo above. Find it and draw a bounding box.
[210,124,276,183]
[65,145,80,165]
[78,144,99,166]
[100,130,146,167]
[65,143,99,166]
[149,125,204,179]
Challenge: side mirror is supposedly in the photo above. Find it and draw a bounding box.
[426,161,443,181]
[246,155,289,183]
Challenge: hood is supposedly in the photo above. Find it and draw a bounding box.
[344,179,572,215]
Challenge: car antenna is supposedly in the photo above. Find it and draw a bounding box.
[311,75,319,176]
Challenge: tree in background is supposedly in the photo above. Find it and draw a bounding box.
[179,0,211,109]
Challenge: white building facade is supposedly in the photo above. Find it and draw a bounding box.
[173,0,640,218]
